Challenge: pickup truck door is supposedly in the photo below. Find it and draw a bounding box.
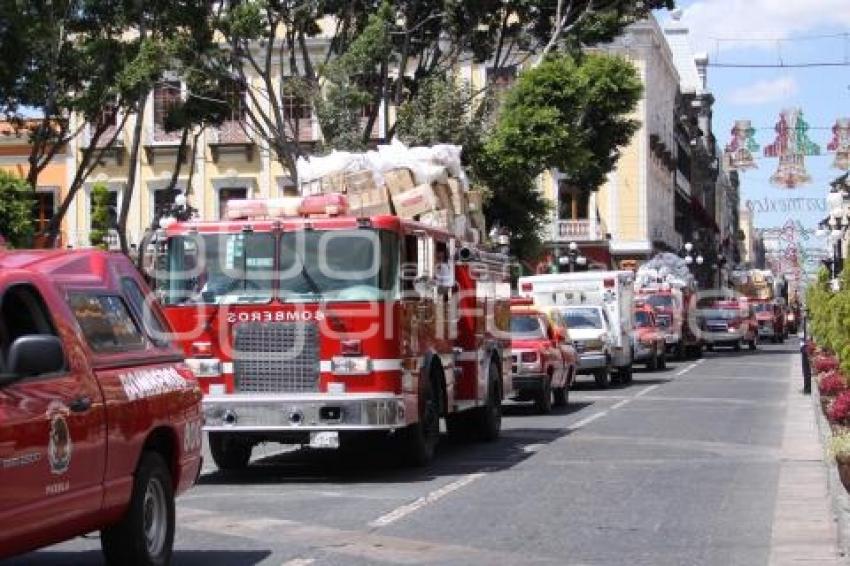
[0,282,106,551]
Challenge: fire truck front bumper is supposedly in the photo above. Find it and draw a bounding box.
[202,393,407,432]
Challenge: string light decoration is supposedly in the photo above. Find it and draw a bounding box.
[724,120,760,170]
[827,118,850,171]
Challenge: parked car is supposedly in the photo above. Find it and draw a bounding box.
[510,302,575,413]
[0,249,203,563]
[633,303,668,370]
[699,300,758,351]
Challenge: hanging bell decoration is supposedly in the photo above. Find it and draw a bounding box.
[828,118,850,171]
[764,108,819,188]
[724,119,759,170]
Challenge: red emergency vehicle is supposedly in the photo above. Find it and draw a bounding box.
[152,195,512,467]
[0,250,202,563]
[509,301,576,413]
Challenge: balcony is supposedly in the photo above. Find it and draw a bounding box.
[553,218,608,242]
[209,120,254,162]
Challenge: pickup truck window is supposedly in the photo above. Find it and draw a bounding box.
[121,277,169,346]
[68,294,146,352]
[0,284,60,374]
[510,314,547,338]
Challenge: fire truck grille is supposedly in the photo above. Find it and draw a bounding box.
[233,322,320,393]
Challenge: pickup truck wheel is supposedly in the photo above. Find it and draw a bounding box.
[617,365,633,385]
[734,340,742,352]
[400,371,440,466]
[534,374,553,414]
[647,349,659,371]
[101,452,174,566]
[594,367,610,389]
[552,370,573,407]
[209,432,252,471]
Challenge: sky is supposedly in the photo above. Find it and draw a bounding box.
[657,0,850,275]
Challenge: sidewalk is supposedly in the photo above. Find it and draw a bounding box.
[769,357,846,565]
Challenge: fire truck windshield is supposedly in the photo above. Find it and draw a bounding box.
[642,294,674,309]
[279,229,398,302]
[159,229,398,305]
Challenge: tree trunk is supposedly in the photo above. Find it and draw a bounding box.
[118,91,147,254]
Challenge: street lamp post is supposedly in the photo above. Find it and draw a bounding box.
[558,241,587,273]
[681,241,703,282]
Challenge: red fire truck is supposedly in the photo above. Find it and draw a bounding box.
[151,195,512,467]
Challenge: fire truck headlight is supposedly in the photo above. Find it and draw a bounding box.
[187,358,223,378]
[331,356,372,375]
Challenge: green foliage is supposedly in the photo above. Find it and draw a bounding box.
[316,3,394,151]
[89,183,112,250]
[395,77,490,151]
[828,431,850,462]
[0,171,34,248]
[807,267,850,376]
[475,52,641,257]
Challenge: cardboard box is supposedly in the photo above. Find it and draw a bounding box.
[446,178,467,214]
[466,189,483,212]
[470,211,487,231]
[391,183,439,218]
[431,182,455,215]
[344,170,377,194]
[348,185,392,216]
[420,210,454,233]
[383,168,416,195]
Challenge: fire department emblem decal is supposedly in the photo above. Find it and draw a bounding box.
[47,402,72,475]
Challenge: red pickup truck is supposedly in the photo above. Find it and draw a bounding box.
[510,303,577,413]
[0,250,202,564]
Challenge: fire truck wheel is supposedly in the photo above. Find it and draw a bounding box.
[534,373,553,414]
[400,371,440,466]
[659,351,667,370]
[675,342,685,360]
[101,451,174,566]
[474,360,503,441]
[209,432,252,471]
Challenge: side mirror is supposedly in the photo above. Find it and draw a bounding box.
[7,335,65,378]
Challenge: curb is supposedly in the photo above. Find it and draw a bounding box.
[810,373,850,561]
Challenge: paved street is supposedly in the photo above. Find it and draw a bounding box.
[11,343,831,566]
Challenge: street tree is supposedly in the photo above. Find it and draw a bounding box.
[0,171,34,249]
[477,52,643,258]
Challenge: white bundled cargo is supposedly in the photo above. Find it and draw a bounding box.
[295,139,483,242]
[635,253,695,290]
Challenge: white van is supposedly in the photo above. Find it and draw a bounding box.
[518,271,635,385]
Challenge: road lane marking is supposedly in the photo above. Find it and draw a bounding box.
[368,472,486,528]
[569,411,608,430]
[610,399,630,410]
[522,443,545,453]
[634,384,660,398]
[676,362,699,376]
[282,560,315,566]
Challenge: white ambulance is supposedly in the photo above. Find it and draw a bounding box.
[518,271,635,386]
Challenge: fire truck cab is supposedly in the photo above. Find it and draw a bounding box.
[152,196,512,467]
